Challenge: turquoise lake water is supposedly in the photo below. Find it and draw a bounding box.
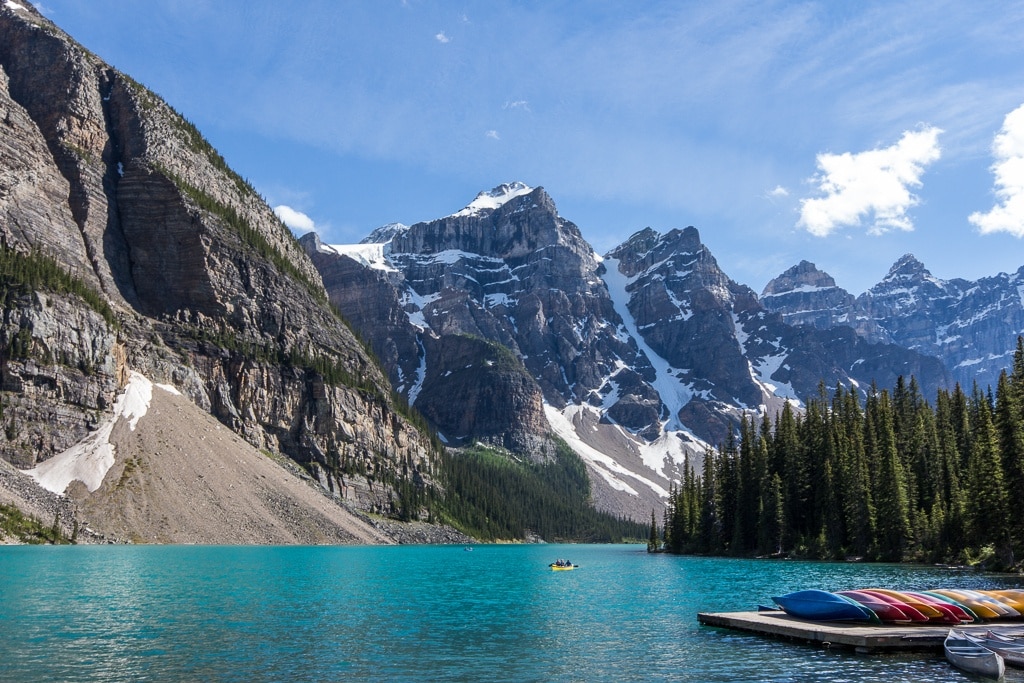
[2,543,1024,682]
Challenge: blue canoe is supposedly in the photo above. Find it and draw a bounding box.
[771,590,880,623]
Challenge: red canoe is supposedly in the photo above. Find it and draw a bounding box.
[857,589,932,623]
[836,590,913,624]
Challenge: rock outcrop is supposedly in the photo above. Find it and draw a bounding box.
[0,3,438,532]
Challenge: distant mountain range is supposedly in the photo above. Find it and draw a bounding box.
[301,182,1013,520]
[761,256,1024,391]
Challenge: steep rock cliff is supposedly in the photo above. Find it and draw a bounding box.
[0,3,438,523]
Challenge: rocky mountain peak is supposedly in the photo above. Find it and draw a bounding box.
[760,260,856,331]
[389,183,583,261]
[606,225,706,279]
[449,181,537,218]
[880,253,930,283]
[761,260,838,297]
[361,222,408,244]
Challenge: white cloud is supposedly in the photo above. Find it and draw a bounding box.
[274,205,316,234]
[504,100,531,112]
[485,129,500,140]
[435,32,449,44]
[767,185,789,198]
[969,103,1024,237]
[797,127,942,237]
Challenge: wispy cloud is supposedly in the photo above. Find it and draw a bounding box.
[435,31,449,44]
[969,103,1024,237]
[274,205,316,235]
[504,100,531,112]
[485,130,500,140]
[797,127,942,237]
[767,185,789,198]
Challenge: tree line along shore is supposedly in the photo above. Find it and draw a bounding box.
[653,338,1024,572]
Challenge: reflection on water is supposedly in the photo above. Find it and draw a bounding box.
[1,544,1022,682]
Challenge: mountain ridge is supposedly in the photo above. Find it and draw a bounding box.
[309,183,953,521]
[762,255,1024,390]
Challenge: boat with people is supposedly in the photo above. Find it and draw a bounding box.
[945,629,1005,679]
[549,559,577,571]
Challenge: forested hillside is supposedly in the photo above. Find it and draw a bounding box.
[439,441,647,542]
[656,338,1024,571]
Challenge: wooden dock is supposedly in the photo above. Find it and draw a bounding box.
[698,611,1024,653]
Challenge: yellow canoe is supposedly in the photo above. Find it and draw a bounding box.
[929,589,1004,619]
[979,590,1024,613]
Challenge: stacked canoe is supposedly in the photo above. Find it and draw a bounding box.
[770,588,1024,625]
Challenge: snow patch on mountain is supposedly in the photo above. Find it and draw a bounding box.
[406,338,428,406]
[323,242,398,272]
[450,182,534,217]
[400,289,441,330]
[545,404,670,497]
[602,256,694,430]
[734,314,799,404]
[25,373,180,494]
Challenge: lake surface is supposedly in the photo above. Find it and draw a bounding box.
[2,543,1023,682]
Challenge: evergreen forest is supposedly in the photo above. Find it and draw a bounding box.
[655,338,1024,571]
[438,440,647,543]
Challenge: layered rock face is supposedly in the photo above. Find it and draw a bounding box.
[0,4,437,516]
[760,260,858,330]
[762,255,1024,390]
[305,184,641,457]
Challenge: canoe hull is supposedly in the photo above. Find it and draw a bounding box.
[836,590,912,624]
[946,629,1006,680]
[772,590,877,623]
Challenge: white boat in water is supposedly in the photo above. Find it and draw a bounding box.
[965,630,1024,668]
[945,629,1005,680]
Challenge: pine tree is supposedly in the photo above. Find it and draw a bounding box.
[868,390,910,561]
[965,387,1010,562]
[758,472,785,556]
[774,403,804,549]
[836,386,874,557]
[996,363,1024,564]
[698,446,721,553]
[647,508,659,552]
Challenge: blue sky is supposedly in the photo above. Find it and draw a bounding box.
[35,0,1024,294]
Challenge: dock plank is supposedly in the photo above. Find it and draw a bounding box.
[697,611,1024,653]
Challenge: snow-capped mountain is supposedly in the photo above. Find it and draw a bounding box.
[303,184,950,521]
[762,256,1024,389]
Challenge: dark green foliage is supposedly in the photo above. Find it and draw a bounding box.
[437,440,646,542]
[0,242,118,332]
[0,503,71,544]
[659,337,1024,569]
